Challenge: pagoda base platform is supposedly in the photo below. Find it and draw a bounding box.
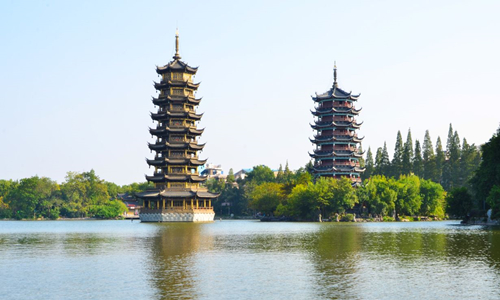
[139,208,215,222]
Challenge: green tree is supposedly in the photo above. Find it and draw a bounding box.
[459,139,480,187]
[471,126,500,210]
[227,168,235,184]
[419,179,445,218]
[246,165,275,184]
[446,187,473,219]
[380,142,391,176]
[435,137,445,184]
[249,182,284,215]
[486,185,500,219]
[358,145,365,168]
[413,140,424,177]
[374,147,383,176]
[392,130,404,178]
[362,175,397,216]
[276,164,284,183]
[422,130,437,181]
[363,147,374,180]
[401,129,414,175]
[395,174,421,217]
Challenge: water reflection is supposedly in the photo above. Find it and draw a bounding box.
[146,223,204,300]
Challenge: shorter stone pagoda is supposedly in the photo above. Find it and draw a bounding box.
[136,31,217,222]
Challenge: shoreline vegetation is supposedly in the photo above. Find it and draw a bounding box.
[1,125,499,223]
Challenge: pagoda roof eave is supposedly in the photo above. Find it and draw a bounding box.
[156,60,198,75]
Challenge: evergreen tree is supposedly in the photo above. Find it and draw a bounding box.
[284,161,292,182]
[413,140,424,177]
[459,139,480,187]
[363,147,374,180]
[358,145,365,168]
[391,130,404,178]
[471,126,500,211]
[381,142,391,176]
[401,129,414,175]
[276,164,284,183]
[227,168,235,183]
[422,130,436,180]
[374,147,383,175]
[434,137,445,184]
[450,130,462,187]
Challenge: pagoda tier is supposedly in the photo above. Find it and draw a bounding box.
[152,95,202,106]
[309,65,365,185]
[137,31,217,222]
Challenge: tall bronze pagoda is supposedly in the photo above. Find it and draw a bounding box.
[309,64,365,185]
[137,31,217,222]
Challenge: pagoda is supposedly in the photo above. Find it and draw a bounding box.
[309,64,365,185]
[137,31,218,222]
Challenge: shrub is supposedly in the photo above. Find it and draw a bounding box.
[341,213,355,222]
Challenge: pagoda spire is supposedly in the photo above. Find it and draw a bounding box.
[173,28,181,60]
[333,62,338,88]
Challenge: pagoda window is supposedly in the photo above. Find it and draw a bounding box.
[170,119,183,127]
[171,167,183,174]
[171,151,184,157]
[172,88,184,95]
[172,73,183,80]
[171,104,183,111]
[170,135,183,142]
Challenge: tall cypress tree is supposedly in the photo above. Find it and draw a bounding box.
[392,130,404,178]
[422,130,436,180]
[459,138,480,187]
[401,129,414,175]
[450,130,462,187]
[358,144,365,168]
[374,147,383,175]
[363,147,374,180]
[413,139,424,177]
[435,137,445,184]
[381,142,391,176]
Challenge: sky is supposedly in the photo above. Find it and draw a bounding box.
[1,0,499,185]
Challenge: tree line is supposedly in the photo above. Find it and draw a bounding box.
[0,170,152,220]
[363,124,482,191]
[207,164,446,221]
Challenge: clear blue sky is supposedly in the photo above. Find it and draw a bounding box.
[1,0,499,185]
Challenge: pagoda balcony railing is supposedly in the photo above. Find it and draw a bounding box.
[313,134,334,140]
[314,165,333,170]
[315,120,332,126]
[333,103,353,108]
[334,134,357,139]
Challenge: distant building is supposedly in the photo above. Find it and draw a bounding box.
[234,168,253,180]
[117,193,141,218]
[309,64,365,185]
[201,163,227,180]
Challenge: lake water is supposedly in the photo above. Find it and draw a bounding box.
[1,220,499,300]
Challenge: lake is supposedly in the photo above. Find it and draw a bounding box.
[1,220,499,300]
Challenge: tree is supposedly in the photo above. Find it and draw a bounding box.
[422,130,437,181]
[446,187,473,219]
[363,147,374,180]
[227,168,235,184]
[401,129,414,175]
[392,130,404,178]
[358,145,365,168]
[276,164,284,183]
[459,139,480,187]
[246,165,275,184]
[362,175,397,216]
[471,126,500,210]
[486,185,500,219]
[249,182,284,215]
[413,140,424,177]
[435,137,445,184]
[419,179,445,218]
[380,142,391,176]
[374,147,383,175]
[395,174,421,217]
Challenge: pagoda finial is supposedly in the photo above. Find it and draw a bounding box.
[333,62,338,88]
[173,28,181,60]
